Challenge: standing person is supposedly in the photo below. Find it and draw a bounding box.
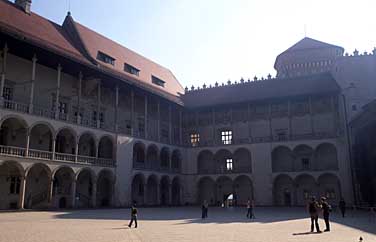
[308,196,321,233]
[202,200,208,219]
[321,197,331,232]
[246,198,254,219]
[128,203,138,228]
[339,198,346,218]
[204,200,209,218]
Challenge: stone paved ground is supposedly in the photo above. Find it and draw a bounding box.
[0,207,375,242]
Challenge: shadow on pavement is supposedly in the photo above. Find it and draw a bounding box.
[53,206,376,234]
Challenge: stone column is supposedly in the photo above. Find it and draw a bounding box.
[144,95,148,139]
[29,54,37,114]
[96,80,101,129]
[54,64,62,119]
[75,138,79,162]
[52,137,56,160]
[47,176,54,208]
[91,180,97,208]
[309,96,314,134]
[115,85,119,132]
[71,179,76,208]
[143,184,148,205]
[0,43,8,104]
[130,90,134,136]
[156,183,160,205]
[18,176,26,209]
[168,183,172,206]
[25,131,30,157]
[77,72,82,125]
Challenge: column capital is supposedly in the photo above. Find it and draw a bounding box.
[57,64,62,71]
[32,54,38,63]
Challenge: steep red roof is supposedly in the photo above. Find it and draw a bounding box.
[0,0,89,64]
[71,20,184,96]
[181,73,340,108]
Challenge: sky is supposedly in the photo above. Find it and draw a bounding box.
[30,0,376,88]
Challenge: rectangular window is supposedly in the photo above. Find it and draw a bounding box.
[92,110,105,123]
[97,51,115,65]
[190,133,200,147]
[124,63,140,76]
[3,86,13,101]
[302,158,310,170]
[221,130,232,145]
[9,177,20,194]
[151,75,165,87]
[226,158,233,171]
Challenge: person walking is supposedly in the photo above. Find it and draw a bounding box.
[128,203,138,228]
[202,200,208,219]
[308,196,321,233]
[339,198,346,218]
[246,198,254,219]
[321,197,332,232]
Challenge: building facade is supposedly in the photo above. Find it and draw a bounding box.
[0,0,375,209]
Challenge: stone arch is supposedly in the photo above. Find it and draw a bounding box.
[133,142,145,166]
[314,143,339,171]
[233,175,253,205]
[273,174,294,206]
[214,149,232,173]
[160,175,170,205]
[146,174,159,205]
[272,146,294,172]
[171,176,181,205]
[197,176,215,205]
[78,132,96,157]
[146,144,159,169]
[96,169,115,207]
[295,174,317,206]
[0,160,25,209]
[317,173,341,204]
[76,168,96,208]
[0,116,28,148]
[29,123,54,152]
[197,150,215,174]
[233,148,252,173]
[171,149,182,172]
[52,166,75,208]
[55,127,77,154]
[216,176,233,204]
[131,173,146,205]
[25,163,52,209]
[29,121,55,137]
[293,144,314,171]
[0,114,28,127]
[160,147,170,170]
[97,135,114,159]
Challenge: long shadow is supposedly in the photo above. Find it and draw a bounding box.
[53,207,376,234]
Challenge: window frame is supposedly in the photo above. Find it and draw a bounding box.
[221,130,233,145]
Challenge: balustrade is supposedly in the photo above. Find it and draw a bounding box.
[28,149,53,160]
[3,100,29,113]
[0,145,26,157]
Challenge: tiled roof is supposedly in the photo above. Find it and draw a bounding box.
[71,20,184,96]
[181,73,340,108]
[284,37,343,52]
[0,0,89,64]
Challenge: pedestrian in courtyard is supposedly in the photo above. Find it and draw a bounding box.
[202,200,208,219]
[246,198,254,219]
[128,203,138,228]
[339,198,346,218]
[307,196,321,233]
[321,197,332,232]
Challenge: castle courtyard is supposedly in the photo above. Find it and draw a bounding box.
[0,207,374,242]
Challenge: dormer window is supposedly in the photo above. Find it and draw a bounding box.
[151,75,165,87]
[124,63,140,76]
[97,51,115,65]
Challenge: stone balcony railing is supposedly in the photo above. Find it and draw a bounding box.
[0,145,116,167]
[133,161,181,174]
[198,166,252,175]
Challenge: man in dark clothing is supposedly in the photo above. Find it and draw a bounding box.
[201,200,208,219]
[308,196,321,233]
[339,198,346,218]
[128,204,138,228]
[321,197,331,232]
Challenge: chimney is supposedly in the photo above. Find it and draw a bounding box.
[15,0,32,14]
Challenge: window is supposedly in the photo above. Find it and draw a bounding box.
[325,190,336,199]
[221,130,232,145]
[303,190,310,199]
[151,75,165,87]
[124,63,140,76]
[276,130,287,141]
[3,86,13,101]
[226,158,233,171]
[92,110,104,123]
[352,104,357,111]
[302,158,310,170]
[51,95,68,114]
[97,51,115,65]
[190,133,200,147]
[138,183,144,196]
[9,176,20,194]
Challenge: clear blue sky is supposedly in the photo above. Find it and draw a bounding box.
[31,0,376,88]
